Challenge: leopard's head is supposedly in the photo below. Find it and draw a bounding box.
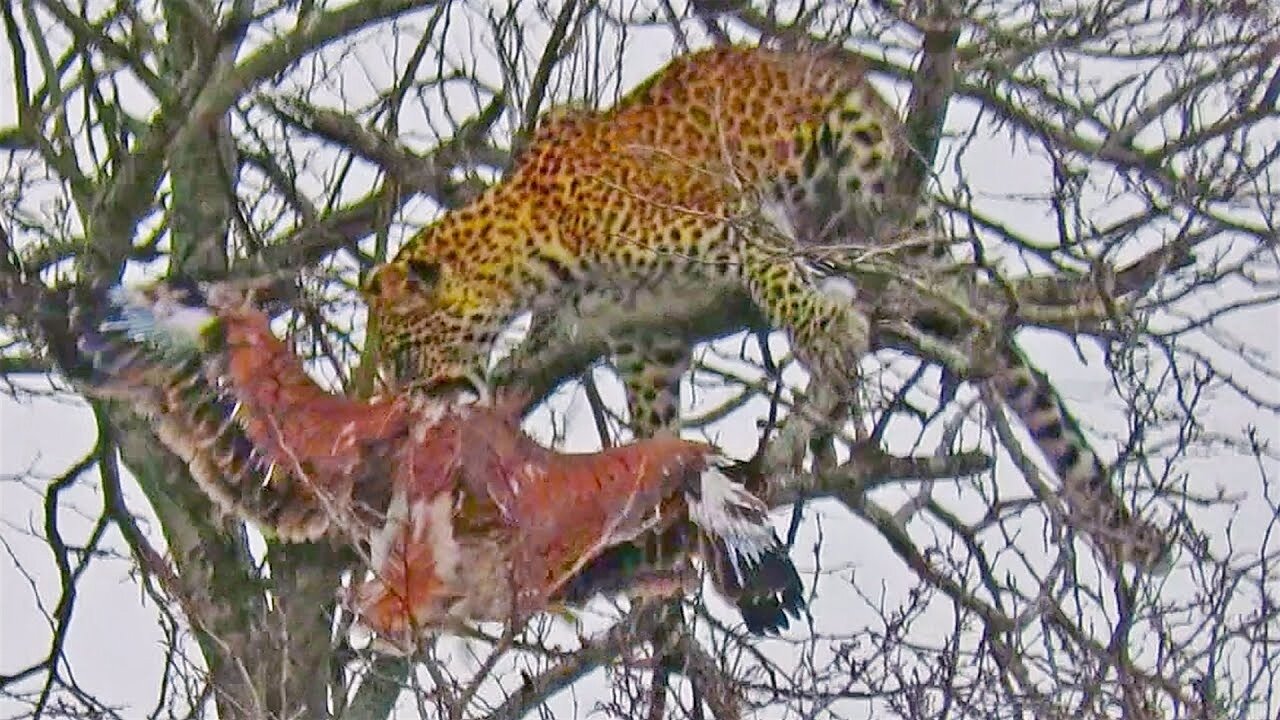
[363,257,481,395]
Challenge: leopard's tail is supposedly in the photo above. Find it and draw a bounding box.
[988,343,1171,572]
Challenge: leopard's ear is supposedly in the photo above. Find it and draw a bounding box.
[405,259,442,290]
[364,260,442,301]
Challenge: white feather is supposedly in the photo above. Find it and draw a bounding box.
[103,283,217,348]
[686,461,777,566]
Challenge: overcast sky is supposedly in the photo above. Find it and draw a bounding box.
[2,3,1277,718]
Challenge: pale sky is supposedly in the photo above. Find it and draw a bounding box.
[2,3,1278,718]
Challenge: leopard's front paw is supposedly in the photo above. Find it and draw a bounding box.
[793,304,871,386]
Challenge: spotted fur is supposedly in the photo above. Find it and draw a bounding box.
[364,45,901,419]
[366,45,1170,571]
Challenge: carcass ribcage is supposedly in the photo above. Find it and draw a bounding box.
[212,311,721,633]
[218,307,410,479]
[82,281,804,640]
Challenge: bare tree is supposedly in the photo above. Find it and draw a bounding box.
[2,1,1276,719]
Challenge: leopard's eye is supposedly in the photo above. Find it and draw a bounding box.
[406,259,441,289]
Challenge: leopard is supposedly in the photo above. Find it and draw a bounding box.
[363,44,1171,572]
